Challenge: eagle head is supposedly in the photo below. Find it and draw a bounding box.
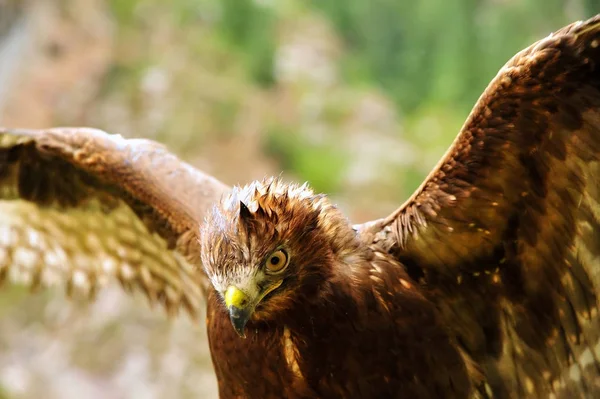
[199,177,358,337]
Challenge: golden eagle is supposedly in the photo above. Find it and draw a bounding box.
[1,14,600,399]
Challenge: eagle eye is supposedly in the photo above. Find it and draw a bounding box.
[265,249,289,273]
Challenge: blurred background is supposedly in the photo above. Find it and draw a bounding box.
[0,0,597,397]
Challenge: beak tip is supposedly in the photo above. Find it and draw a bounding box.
[232,322,247,339]
[228,305,251,339]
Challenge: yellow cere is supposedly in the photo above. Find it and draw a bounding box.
[225,286,248,308]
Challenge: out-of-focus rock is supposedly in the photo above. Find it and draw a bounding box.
[0,0,113,128]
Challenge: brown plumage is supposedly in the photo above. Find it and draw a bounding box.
[200,178,472,398]
[1,14,600,398]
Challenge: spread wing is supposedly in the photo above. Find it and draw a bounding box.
[356,15,600,398]
[0,127,229,318]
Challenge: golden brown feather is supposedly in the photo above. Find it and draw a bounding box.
[0,127,228,316]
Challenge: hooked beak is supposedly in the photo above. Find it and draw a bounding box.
[225,286,253,338]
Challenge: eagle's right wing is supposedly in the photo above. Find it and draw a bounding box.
[0,127,229,317]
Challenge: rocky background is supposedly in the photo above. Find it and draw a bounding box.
[0,1,596,397]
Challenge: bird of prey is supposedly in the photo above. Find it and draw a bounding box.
[1,14,600,399]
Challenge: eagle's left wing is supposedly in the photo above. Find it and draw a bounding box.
[356,15,600,398]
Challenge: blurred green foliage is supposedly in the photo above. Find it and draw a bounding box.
[312,0,598,114]
[108,0,277,83]
[103,0,596,195]
[265,125,349,193]
[219,0,277,86]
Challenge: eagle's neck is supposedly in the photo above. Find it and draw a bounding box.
[282,247,376,332]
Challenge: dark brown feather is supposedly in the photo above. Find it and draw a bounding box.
[358,14,600,398]
[200,178,476,398]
